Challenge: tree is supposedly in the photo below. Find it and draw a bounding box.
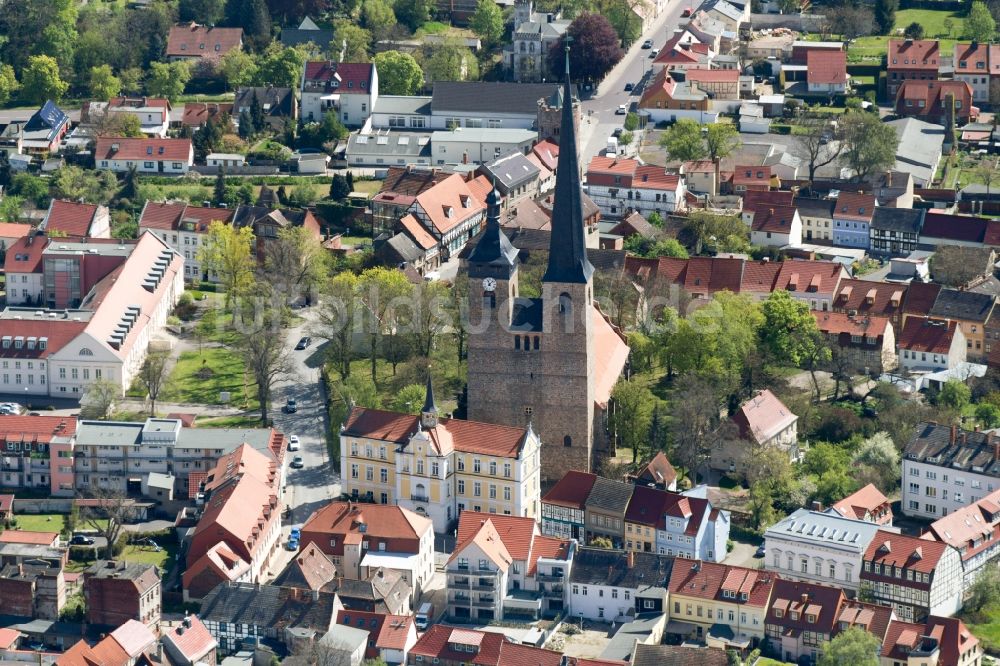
[361,0,397,33]
[234,0,272,50]
[88,65,121,100]
[0,65,18,107]
[977,160,996,200]
[386,384,427,414]
[373,51,424,95]
[977,402,1000,427]
[817,626,880,666]
[21,55,68,104]
[264,226,328,304]
[659,119,706,162]
[944,16,955,37]
[146,61,191,101]
[80,378,120,420]
[965,565,1000,621]
[181,0,226,23]
[235,290,291,424]
[313,272,359,380]
[214,167,228,205]
[300,111,349,148]
[589,536,614,548]
[358,268,414,385]
[852,432,900,493]
[411,281,451,357]
[597,0,645,44]
[623,236,689,259]
[53,166,118,203]
[904,21,925,39]
[138,351,170,416]
[470,0,505,47]
[220,50,259,90]
[761,290,829,398]
[255,43,309,88]
[939,379,972,411]
[395,0,435,31]
[330,174,351,200]
[199,222,257,308]
[80,488,139,560]
[705,123,741,190]
[238,109,255,140]
[967,1,996,42]
[331,21,372,62]
[800,117,844,182]
[422,42,480,82]
[826,5,875,41]
[873,0,897,35]
[931,244,989,287]
[609,379,655,463]
[841,111,899,182]
[669,375,732,483]
[119,67,144,95]
[777,0,798,13]
[550,14,623,82]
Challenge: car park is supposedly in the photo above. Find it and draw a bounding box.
[288,435,300,451]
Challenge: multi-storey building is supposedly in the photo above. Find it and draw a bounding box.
[923,488,1000,589]
[0,561,66,620]
[85,560,161,630]
[833,279,906,330]
[446,512,572,621]
[104,97,172,137]
[340,378,540,533]
[929,289,995,362]
[0,416,76,496]
[567,547,672,621]
[828,484,894,526]
[813,311,897,375]
[897,318,966,373]
[137,202,235,283]
[505,0,569,82]
[94,137,194,174]
[40,199,112,239]
[879,616,981,666]
[300,61,378,127]
[902,423,1000,519]
[765,580,845,665]
[832,191,876,249]
[887,39,941,98]
[540,470,596,541]
[406,625,564,665]
[763,509,881,592]
[667,560,775,651]
[860,530,963,623]
[954,42,992,103]
[406,173,486,259]
[585,155,685,219]
[869,207,926,257]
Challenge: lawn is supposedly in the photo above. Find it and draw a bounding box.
[195,414,266,429]
[351,180,382,195]
[807,8,966,60]
[160,347,258,409]
[11,513,64,533]
[121,532,179,578]
[755,659,797,666]
[964,608,1000,654]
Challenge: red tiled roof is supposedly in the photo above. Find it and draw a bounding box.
[896,80,974,118]
[684,256,743,293]
[888,39,940,70]
[542,470,597,509]
[4,233,49,274]
[740,260,781,294]
[409,625,561,665]
[625,485,679,528]
[0,495,13,513]
[181,102,233,127]
[303,62,375,94]
[903,282,942,316]
[399,213,437,250]
[955,41,990,71]
[528,535,571,575]
[532,140,559,171]
[834,191,876,221]
[830,483,890,521]
[0,318,88,360]
[634,451,677,487]
[742,189,793,213]
[774,259,845,296]
[834,279,906,318]
[0,628,20,650]
[767,579,845,634]
[897,317,958,353]
[592,307,630,409]
[0,530,59,545]
[301,501,431,557]
[687,69,739,83]
[807,49,847,85]
[456,511,536,561]
[89,635,130,666]
[137,201,233,232]
[633,165,682,191]
[734,165,772,187]
[95,137,193,162]
[669,559,775,608]
[167,22,243,58]
[44,200,99,237]
[923,488,1000,562]
[0,223,32,239]
[109,620,156,658]
[0,415,77,441]
[863,529,948,581]
[413,173,485,235]
[751,205,797,234]
[813,311,889,338]
[732,389,796,444]
[335,610,414,659]
[162,615,216,662]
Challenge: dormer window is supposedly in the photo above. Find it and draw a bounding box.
[774,609,784,618]
[790,611,799,621]
[807,613,816,623]
[199,42,205,49]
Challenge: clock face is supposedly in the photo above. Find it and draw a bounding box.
[482,277,497,291]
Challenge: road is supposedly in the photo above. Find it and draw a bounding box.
[577,0,692,164]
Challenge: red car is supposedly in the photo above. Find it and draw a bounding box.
[681,6,692,16]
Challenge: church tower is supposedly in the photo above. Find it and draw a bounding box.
[466,47,597,482]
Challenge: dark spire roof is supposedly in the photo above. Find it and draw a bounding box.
[422,373,437,414]
[466,180,518,269]
[543,43,594,285]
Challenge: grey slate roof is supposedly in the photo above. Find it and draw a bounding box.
[431,81,566,115]
[569,547,672,588]
[200,582,337,633]
[793,197,835,219]
[372,96,432,115]
[480,151,540,192]
[904,422,1000,478]
[280,27,334,48]
[585,477,634,514]
[383,232,423,263]
[764,509,880,555]
[870,207,926,234]
[234,87,294,118]
[929,288,996,323]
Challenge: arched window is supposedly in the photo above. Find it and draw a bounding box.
[559,293,572,315]
[563,436,572,447]
[523,335,530,350]
[533,336,540,350]
[484,291,495,308]
[79,348,94,356]
[515,336,521,350]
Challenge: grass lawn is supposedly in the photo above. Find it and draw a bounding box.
[351,180,382,195]
[12,513,64,533]
[160,347,258,409]
[963,608,1000,653]
[121,532,179,577]
[755,659,797,666]
[195,414,266,429]
[810,8,966,60]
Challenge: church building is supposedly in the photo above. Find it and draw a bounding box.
[465,54,630,482]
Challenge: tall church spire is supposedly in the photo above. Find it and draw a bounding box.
[542,41,594,285]
[466,180,518,269]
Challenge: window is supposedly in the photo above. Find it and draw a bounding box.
[474,482,481,497]
[458,480,465,494]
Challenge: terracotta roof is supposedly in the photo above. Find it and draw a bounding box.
[303,62,375,94]
[0,222,32,239]
[274,541,337,591]
[669,559,775,608]
[813,311,889,338]
[0,318,88,360]
[593,307,630,408]
[456,511,536,562]
[774,259,845,296]
[335,610,413,659]
[449,517,514,570]
[0,495,12,513]
[835,279,906,318]
[0,628,20,650]
[204,442,276,492]
[686,68,740,83]
[732,389,796,444]
[0,530,59,545]
[408,625,506,664]
[532,139,559,171]
[634,451,677,487]
[923,488,1000,561]
[89,635,130,666]
[807,49,847,85]
[897,317,959,353]
[897,80,974,116]
[766,578,845,634]
[110,620,156,658]
[734,165,772,187]
[162,615,217,662]
[955,41,990,71]
[398,213,437,250]
[166,22,243,58]
[633,165,682,191]
[834,191,876,221]
[189,473,278,564]
[181,102,233,126]
[903,282,942,316]
[830,484,890,520]
[631,646,729,666]
[751,205,797,233]
[138,201,234,232]
[377,167,451,201]
[95,137,193,162]
[740,260,782,294]
[625,484,679,528]
[301,501,431,555]
[466,174,493,205]
[542,470,597,509]
[528,535,571,575]
[836,599,894,643]
[4,232,50,274]
[742,189,794,213]
[888,39,940,70]
[413,173,485,234]
[0,415,77,441]
[863,530,950,584]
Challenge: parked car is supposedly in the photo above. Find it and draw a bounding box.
[682,6,692,16]
[616,104,627,115]
[612,127,624,138]
[624,82,634,92]
[284,398,297,413]
[649,48,659,58]
[290,455,304,469]
[286,538,299,551]
[755,545,766,558]
[290,527,301,541]
[70,535,95,546]
[295,336,311,350]
[288,435,300,451]
[641,39,653,49]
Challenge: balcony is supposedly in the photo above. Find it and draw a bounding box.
[540,584,564,598]
[410,494,429,503]
[536,572,565,583]
[471,598,497,608]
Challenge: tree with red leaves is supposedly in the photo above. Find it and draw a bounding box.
[549,13,623,82]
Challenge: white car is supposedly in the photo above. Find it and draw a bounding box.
[616,104,627,115]
[288,435,300,451]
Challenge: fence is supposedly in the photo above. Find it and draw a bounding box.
[750,12,827,30]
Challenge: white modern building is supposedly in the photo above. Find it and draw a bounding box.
[567,547,671,621]
[301,61,378,127]
[430,128,536,166]
[94,137,193,174]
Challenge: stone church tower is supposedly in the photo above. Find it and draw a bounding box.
[466,51,598,482]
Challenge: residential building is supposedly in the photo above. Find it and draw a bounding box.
[828,484,894,526]
[567,547,672,621]
[137,201,235,283]
[923,488,1000,588]
[653,489,729,562]
[506,0,570,82]
[929,289,995,361]
[919,211,989,248]
[446,512,573,621]
[627,451,678,491]
[638,71,717,125]
[94,137,194,174]
[750,205,801,248]
[651,31,713,74]
[299,501,434,598]
[370,166,451,236]
[861,531,962,623]
[161,615,218,666]
[869,207,926,257]
[667,560,776,650]
[39,200,111,239]
[733,165,774,193]
[231,204,322,264]
[333,610,417,665]
[181,102,233,129]
[832,191,876,249]
[0,416,76,496]
[795,197,835,243]
[0,101,70,155]
[585,156,685,219]
[813,311,897,374]
[887,39,942,98]
[403,173,487,259]
[540,470,597,541]
[280,17,334,49]
[429,81,569,131]
[300,61,378,127]
[713,389,797,474]
[773,259,849,311]
[896,80,976,125]
[340,380,540,534]
[900,423,1000,519]
[166,22,243,61]
[880,616,981,666]
[346,130,432,168]
[763,509,881,592]
[85,561,160,630]
[897,318,966,373]
[954,42,992,103]
[0,494,13,522]
[233,86,296,131]
[105,97,171,137]
[632,645,728,665]
[685,68,741,100]
[741,190,795,225]
[806,50,848,95]
[199,583,341,655]
[431,128,536,165]
[59,620,157,666]
[764,580,846,665]
[0,561,65,619]
[889,117,945,187]
[479,151,541,208]
[583,476,634,548]
[406,625,563,666]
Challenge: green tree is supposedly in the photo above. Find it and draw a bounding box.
[470,0,505,47]
[705,123,741,195]
[237,0,273,50]
[357,267,414,385]
[624,112,639,132]
[0,65,18,107]
[214,167,228,204]
[967,0,996,41]
[238,109,256,140]
[852,432,900,493]
[313,271,359,379]
[264,226,328,303]
[0,196,24,223]
[373,51,424,95]
[120,165,141,202]
[609,379,656,463]
[199,222,257,308]
[938,379,971,411]
[395,0,435,31]
[220,50,259,90]
[21,55,68,104]
[330,174,351,200]
[389,384,427,413]
[761,290,829,398]
[146,61,191,101]
[817,626,880,666]
[332,21,372,62]
[119,67,144,95]
[841,110,899,183]
[590,536,614,548]
[965,565,1000,621]
[88,65,121,100]
[53,166,117,203]
[623,235,689,258]
[361,0,397,33]
[181,0,226,23]
[422,41,480,82]
[256,43,309,88]
[903,21,925,39]
[976,402,1000,427]
[873,0,897,35]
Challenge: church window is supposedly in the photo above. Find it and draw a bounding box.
[523,335,530,350]
[559,293,572,315]
[533,336,540,350]
[515,336,521,350]
[564,436,572,447]
[524,406,533,417]
[485,291,495,308]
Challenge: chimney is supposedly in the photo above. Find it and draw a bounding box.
[994,434,1000,461]
[312,589,320,601]
[627,551,634,568]
[810,501,822,512]
[801,593,809,604]
[463,151,469,165]
[951,424,957,444]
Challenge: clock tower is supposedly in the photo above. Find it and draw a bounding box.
[466,185,519,343]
